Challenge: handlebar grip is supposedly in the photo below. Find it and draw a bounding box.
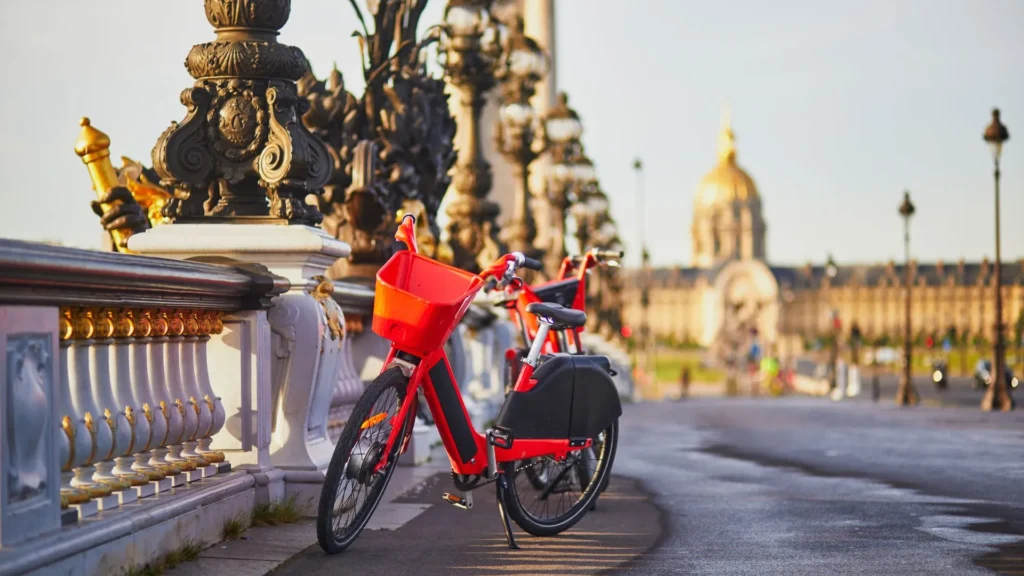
[594,249,624,260]
[522,257,543,271]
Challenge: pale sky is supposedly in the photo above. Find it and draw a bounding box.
[0,0,1021,269]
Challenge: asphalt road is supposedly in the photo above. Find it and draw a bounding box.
[615,399,1024,575]
[854,373,998,407]
[273,396,1024,576]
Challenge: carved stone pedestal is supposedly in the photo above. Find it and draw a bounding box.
[129,224,350,502]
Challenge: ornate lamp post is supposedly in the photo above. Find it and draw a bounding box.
[543,92,586,274]
[825,254,839,391]
[439,0,505,272]
[634,157,652,397]
[896,191,919,406]
[571,186,609,254]
[982,109,1014,411]
[495,17,549,256]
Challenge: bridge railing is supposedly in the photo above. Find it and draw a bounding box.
[0,239,285,547]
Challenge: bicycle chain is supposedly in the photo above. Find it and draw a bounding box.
[450,458,548,492]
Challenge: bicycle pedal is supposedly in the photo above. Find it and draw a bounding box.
[442,492,473,510]
[488,426,514,449]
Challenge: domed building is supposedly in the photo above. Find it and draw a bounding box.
[624,110,1024,366]
[691,110,766,268]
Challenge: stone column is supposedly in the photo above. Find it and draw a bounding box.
[522,0,557,255]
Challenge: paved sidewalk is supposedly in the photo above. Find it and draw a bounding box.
[165,451,449,576]
[274,473,662,576]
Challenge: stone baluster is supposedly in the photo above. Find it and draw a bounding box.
[180,311,213,475]
[127,311,173,491]
[146,311,188,484]
[194,311,226,467]
[91,310,145,501]
[110,310,162,498]
[56,313,94,514]
[66,309,124,509]
[163,311,200,478]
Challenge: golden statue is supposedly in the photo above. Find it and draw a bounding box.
[75,118,171,252]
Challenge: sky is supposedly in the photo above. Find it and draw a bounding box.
[0,0,1021,269]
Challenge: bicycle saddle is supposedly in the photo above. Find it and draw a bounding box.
[525,302,587,328]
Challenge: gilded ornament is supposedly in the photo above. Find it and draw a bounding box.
[118,157,172,228]
[185,311,201,336]
[93,309,115,339]
[149,311,169,337]
[198,311,213,335]
[142,403,154,424]
[61,486,91,507]
[124,406,136,454]
[60,310,74,341]
[72,309,95,340]
[309,275,344,341]
[102,409,117,461]
[166,311,186,337]
[130,310,153,338]
[84,411,97,464]
[61,415,75,470]
[204,0,291,31]
[114,309,135,338]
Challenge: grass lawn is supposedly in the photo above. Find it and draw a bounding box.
[653,348,725,384]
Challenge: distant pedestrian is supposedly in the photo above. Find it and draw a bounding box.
[680,366,691,399]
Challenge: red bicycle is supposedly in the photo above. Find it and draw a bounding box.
[500,248,624,388]
[494,249,622,494]
[317,215,621,553]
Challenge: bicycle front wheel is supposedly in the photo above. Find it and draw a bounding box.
[503,419,618,537]
[317,367,412,554]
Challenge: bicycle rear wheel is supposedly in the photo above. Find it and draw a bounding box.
[502,419,618,537]
[317,367,412,554]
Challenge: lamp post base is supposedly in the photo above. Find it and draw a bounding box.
[895,376,918,407]
[980,384,1014,412]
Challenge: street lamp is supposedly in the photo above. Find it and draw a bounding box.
[982,108,1014,411]
[439,0,505,272]
[495,16,548,256]
[542,92,587,273]
[896,190,919,406]
[825,254,839,391]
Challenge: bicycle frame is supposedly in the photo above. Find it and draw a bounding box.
[370,217,590,477]
[508,253,601,354]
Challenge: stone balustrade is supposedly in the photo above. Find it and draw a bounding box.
[0,239,285,561]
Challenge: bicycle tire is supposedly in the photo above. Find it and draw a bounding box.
[502,419,618,537]
[317,367,412,554]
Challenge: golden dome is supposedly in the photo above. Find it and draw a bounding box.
[696,107,759,207]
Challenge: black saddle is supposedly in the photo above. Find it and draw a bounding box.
[525,302,587,328]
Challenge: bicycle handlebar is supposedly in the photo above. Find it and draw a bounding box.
[570,249,624,266]
[521,256,543,271]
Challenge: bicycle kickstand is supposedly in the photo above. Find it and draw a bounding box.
[487,429,520,550]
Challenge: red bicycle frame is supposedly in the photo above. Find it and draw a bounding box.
[371,217,590,476]
[507,253,604,354]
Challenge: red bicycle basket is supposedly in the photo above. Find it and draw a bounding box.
[373,251,483,355]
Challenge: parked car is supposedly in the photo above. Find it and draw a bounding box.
[973,359,1019,391]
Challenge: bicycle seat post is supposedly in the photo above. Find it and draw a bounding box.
[523,321,552,367]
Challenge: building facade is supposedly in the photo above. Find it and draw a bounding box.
[624,113,1024,360]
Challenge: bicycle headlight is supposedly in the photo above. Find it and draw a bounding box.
[1013,377,1019,389]
[932,370,942,382]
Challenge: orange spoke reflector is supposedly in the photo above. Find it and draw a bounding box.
[360,412,388,430]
